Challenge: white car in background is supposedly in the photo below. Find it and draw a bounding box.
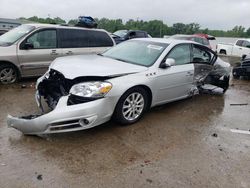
[216,39,250,57]
[7,38,231,135]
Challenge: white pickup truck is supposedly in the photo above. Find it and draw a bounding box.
[216,39,250,57]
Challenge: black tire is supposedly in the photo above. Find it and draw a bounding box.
[113,87,149,125]
[0,64,18,84]
[233,74,240,79]
[232,71,240,79]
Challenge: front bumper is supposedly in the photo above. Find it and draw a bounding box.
[233,67,250,77]
[7,96,115,135]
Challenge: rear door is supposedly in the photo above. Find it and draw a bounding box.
[58,29,114,56]
[58,28,91,56]
[18,28,61,76]
[155,44,194,104]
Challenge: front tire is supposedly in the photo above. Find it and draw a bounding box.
[0,64,18,84]
[113,87,148,125]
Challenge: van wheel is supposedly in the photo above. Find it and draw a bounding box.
[113,87,148,125]
[0,64,18,84]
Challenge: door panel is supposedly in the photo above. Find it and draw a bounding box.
[154,64,194,105]
[154,44,194,105]
[18,48,62,76]
[58,28,113,57]
[18,29,61,77]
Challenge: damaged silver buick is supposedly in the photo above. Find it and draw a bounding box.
[7,38,231,135]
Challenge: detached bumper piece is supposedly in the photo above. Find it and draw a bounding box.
[7,96,113,135]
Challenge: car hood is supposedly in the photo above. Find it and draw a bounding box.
[50,55,148,79]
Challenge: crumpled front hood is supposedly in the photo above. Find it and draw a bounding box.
[50,55,148,79]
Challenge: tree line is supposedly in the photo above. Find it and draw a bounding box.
[19,16,250,38]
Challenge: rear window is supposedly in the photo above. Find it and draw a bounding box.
[58,29,113,48]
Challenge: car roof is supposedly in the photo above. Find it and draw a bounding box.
[23,23,107,32]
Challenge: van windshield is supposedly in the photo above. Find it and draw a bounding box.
[0,25,35,46]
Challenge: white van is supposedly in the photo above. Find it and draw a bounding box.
[0,24,115,84]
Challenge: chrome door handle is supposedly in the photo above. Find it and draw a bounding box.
[65,51,73,55]
[51,50,58,55]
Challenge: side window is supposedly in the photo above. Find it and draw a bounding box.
[167,44,191,65]
[58,29,89,48]
[27,30,57,49]
[242,41,250,48]
[136,32,146,38]
[236,40,244,47]
[192,45,212,64]
[202,38,209,46]
[129,32,136,39]
[193,37,202,44]
[89,31,114,47]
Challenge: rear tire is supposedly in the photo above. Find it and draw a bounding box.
[0,64,18,84]
[219,50,227,55]
[233,74,240,79]
[113,87,148,125]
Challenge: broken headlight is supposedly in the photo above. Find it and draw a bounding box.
[69,82,112,98]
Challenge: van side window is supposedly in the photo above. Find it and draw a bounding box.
[27,30,57,49]
[58,29,113,48]
[89,30,114,47]
[58,29,89,48]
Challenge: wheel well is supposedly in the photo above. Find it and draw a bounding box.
[124,85,153,110]
[0,61,20,77]
[219,49,226,54]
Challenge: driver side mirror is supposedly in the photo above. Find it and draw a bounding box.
[23,42,34,50]
[160,58,176,69]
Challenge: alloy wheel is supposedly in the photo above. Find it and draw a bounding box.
[122,92,145,121]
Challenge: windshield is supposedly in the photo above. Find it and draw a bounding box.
[0,25,35,46]
[113,30,128,38]
[102,40,169,67]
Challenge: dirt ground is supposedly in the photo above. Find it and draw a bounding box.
[0,57,250,188]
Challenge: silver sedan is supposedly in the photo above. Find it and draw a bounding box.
[7,38,231,135]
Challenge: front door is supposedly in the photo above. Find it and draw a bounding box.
[18,29,61,76]
[154,44,194,105]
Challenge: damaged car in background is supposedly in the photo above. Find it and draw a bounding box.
[7,38,231,135]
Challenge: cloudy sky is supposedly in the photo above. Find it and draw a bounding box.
[1,0,250,30]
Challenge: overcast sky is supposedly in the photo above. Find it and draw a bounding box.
[1,0,249,30]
